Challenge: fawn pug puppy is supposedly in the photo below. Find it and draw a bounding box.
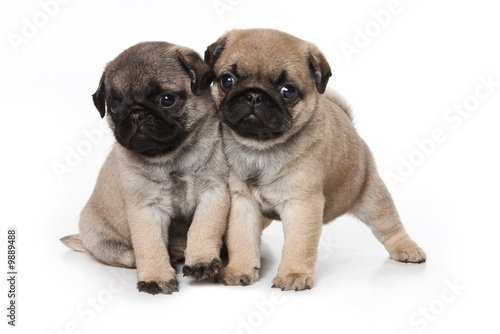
[205,28,426,291]
[61,42,229,295]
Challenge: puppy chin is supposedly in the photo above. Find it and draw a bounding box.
[116,129,186,157]
[221,117,298,151]
[223,115,287,141]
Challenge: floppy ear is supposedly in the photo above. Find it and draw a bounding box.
[92,72,106,118]
[308,45,332,94]
[177,48,215,96]
[204,36,227,68]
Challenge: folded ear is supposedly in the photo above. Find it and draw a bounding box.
[177,48,215,96]
[204,36,227,68]
[308,45,332,94]
[92,72,106,118]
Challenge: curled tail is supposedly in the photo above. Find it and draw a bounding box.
[60,234,89,253]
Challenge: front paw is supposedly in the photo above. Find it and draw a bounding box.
[137,279,179,295]
[390,246,427,263]
[272,273,314,291]
[388,239,427,263]
[183,258,222,280]
[216,266,259,286]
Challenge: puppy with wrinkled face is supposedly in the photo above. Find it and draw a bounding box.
[205,28,426,291]
[60,42,229,295]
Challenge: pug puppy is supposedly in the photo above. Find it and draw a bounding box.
[205,29,426,291]
[60,42,229,295]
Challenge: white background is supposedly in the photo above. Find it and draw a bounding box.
[1,0,499,333]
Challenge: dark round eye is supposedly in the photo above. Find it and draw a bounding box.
[280,85,296,101]
[159,94,176,107]
[220,74,235,90]
[108,101,119,114]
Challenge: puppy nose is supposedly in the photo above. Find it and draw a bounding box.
[129,111,144,122]
[245,91,263,106]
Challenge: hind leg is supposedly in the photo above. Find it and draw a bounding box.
[79,211,136,268]
[87,238,136,268]
[352,174,426,263]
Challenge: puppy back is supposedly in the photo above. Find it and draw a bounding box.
[325,89,354,123]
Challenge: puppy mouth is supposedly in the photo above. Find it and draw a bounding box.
[236,110,287,135]
[240,111,267,126]
[115,113,186,156]
[220,88,292,140]
[124,118,177,143]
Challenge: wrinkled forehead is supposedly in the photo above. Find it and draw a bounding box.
[216,31,312,84]
[105,54,188,97]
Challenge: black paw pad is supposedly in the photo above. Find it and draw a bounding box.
[183,258,222,280]
[137,279,179,295]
